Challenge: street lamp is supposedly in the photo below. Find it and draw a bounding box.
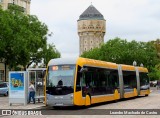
[140,63,144,67]
[133,61,137,66]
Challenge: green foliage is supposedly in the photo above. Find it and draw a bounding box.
[148,63,160,81]
[0,6,60,69]
[147,39,160,80]
[42,43,61,67]
[82,47,100,60]
[148,67,160,81]
[7,3,25,13]
[150,39,160,58]
[81,37,159,74]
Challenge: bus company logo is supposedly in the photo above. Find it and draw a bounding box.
[2,110,12,115]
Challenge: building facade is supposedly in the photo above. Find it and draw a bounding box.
[78,5,106,55]
[0,63,5,82]
[0,0,30,14]
[0,0,31,81]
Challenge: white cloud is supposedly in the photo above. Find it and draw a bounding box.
[30,0,160,58]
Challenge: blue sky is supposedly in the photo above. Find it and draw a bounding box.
[30,0,160,58]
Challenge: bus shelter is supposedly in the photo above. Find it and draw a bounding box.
[27,68,46,103]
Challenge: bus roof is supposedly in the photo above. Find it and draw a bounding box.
[121,65,135,71]
[77,57,118,69]
[48,57,77,66]
[137,67,148,73]
[48,57,118,69]
[48,57,148,72]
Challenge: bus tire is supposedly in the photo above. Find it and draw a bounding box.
[85,95,91,106]
[114,100,118,103]
[53,106,60,109]
[145,94,148,96]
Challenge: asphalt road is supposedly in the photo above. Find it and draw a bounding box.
[0,87,160,118]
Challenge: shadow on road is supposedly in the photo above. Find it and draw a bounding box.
[39,95,148,110]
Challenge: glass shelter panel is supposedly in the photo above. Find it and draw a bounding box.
[35,70,45,96]
[28,69,46,98]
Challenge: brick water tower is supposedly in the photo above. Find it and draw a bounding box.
[77,4,106,55]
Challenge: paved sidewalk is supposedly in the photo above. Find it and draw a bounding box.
[0,97,45,109]
[4,103,44,109]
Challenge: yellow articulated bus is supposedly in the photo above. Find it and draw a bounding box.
[45,57,150,107]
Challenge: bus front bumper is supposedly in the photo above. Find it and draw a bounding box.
[46,93,74,106]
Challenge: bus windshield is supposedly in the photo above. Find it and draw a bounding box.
[47,65,75,87]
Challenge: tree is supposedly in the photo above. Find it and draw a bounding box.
[148,66,160,81]
[42,43,61,67]
[151,39,160,58]
[81,37,159,74]
[0,6,48,69]
[148,39,160,80]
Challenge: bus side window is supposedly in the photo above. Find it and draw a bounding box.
[140,72,149,90]
[85,72,92,87]
[76,72,82,91]
[82,73,86,87]
[76,66,82,91]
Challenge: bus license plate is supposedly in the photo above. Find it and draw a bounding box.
[55,103,64,106]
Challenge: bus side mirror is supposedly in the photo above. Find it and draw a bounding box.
[80,67,88,73]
